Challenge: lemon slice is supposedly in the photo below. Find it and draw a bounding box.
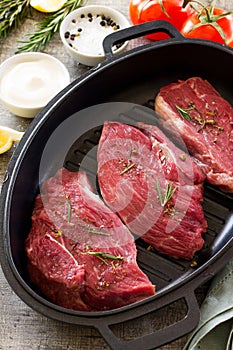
[30,0,67,13]
[0,126,24,154]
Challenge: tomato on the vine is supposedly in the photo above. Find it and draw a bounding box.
[181,4,233,46]
[129,0,194,40]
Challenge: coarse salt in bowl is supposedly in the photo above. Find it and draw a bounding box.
[0,52,70,118]
[60,5,131,67]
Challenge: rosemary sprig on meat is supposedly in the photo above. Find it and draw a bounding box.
[175,105,194,121]
[16,0,85,53]
[65,196,71,223]
[0,0,31,39]
[120,162,136,175]
[156,179,177,207]
[175,102,222,132]
[88,229,111,236]
[87,251,124,265]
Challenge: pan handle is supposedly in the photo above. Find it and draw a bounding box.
[95,288,200,350]
[103,20,184,59]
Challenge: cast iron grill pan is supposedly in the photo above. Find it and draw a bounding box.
[0,21,233,350]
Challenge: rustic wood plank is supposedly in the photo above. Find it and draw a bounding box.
[0,0,231,349]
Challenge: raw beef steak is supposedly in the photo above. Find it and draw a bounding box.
[26,168,155,311]
[97,121,207,260]
[155,77,233,192]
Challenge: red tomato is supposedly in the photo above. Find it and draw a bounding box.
[129,0,194,40]
[181,6,233,46]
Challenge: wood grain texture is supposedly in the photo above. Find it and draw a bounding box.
[0,0,231,349]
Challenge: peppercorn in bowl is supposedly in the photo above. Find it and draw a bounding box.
[59,5,130,67]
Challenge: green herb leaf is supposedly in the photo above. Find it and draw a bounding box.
[175,105,194,121]
[120,162,136,175]
[156,179,177,207]
[156,178,164,207]
[66,197,71,223]
[88,229,111,236]
[16,0,84,53]
[0,0,31,39]
[87,251,124,265]
[164,183,177,206]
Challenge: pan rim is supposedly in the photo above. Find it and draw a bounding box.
[0,37,233,320]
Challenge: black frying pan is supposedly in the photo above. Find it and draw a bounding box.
[0,21,233,350]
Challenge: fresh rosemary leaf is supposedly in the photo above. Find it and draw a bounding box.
[164,183,177,207]
[120,163,136,175]
[87,251,124,265]
[156,179,177,207]
[88,229,111,236]
[87,251,124,260]
[156,178,164,207]
[66,197,71,223]
[16,0,84,53]
[175,105,194,121]
[0,0,31,39]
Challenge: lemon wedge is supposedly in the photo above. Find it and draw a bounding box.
[0,126,24,154]
[30,0,67,13]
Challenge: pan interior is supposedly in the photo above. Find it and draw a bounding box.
[4,41,233,308]
[61,103,232,292]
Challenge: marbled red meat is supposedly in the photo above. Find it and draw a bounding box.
[26,168,155,311]
[97,121,207,260]
[155,77,233,192]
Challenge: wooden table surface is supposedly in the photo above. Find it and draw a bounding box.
[0,0,231,349]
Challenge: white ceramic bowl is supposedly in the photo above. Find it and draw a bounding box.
[0,52,70,118]
[60,5,130,67]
